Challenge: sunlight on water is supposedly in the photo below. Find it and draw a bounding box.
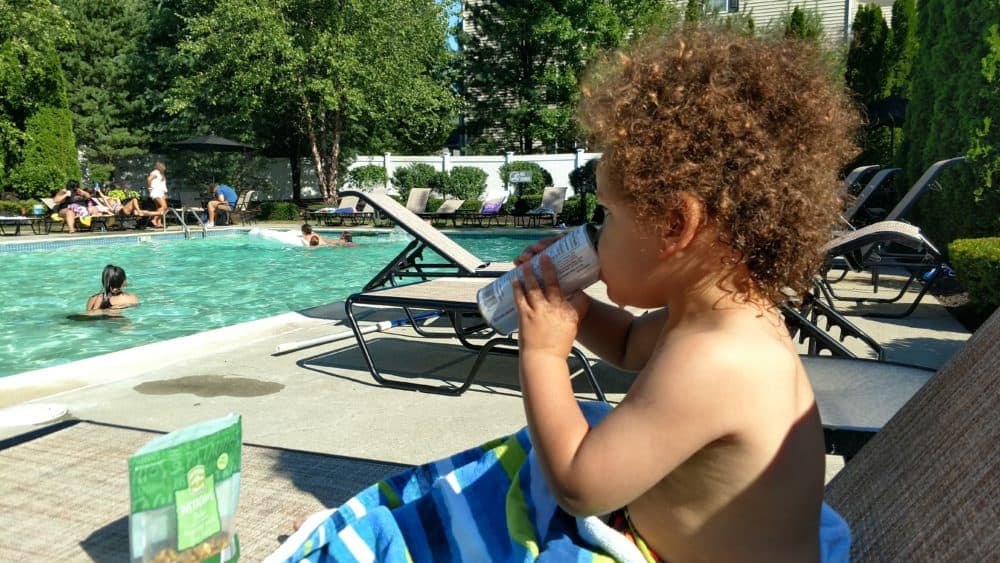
[1,228,547,376]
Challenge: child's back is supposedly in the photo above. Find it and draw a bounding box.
[512,29,858,562]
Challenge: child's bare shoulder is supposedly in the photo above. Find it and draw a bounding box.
[643,316,798,417]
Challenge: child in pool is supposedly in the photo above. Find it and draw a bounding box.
[86,264,139,311]
[510,29,858,561]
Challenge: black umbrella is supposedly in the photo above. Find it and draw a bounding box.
[169,134,258,153]
[864,95,908,129]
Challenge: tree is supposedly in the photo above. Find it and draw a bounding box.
[886,0,918,98]
[460,0,681,154]
[899,0,1000,246]
[845,4,892,170]
[53,0,152,184]
[168,0,457,202]
[0,0,75,194]
[846,5,890,104]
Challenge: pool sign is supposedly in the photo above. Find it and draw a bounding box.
[509,171,532,183]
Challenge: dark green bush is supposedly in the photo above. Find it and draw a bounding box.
[10,107,79,199]
[392,163,440,202]
[563,195,599,226]
[0,199,39,216]
[948,237,1000,314]
[346,165,387,191]
[569,159,598,195]
[498,162,551,198]
[447,166,487,201]
[259,201,300,221]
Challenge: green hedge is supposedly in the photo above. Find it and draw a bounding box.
[498,162,551,198]
[948,237,1000,314]
[0,199,41,216]
[259,201,301,221]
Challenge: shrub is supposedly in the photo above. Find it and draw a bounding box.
[392,163,440,202]
[10,107,79,199]
[447,166,487,201]
[346,165,387,191]
[0,199,39,216]
[259,201,300,221]
[563,195,599,226]
[498,162,551,198]
[569,159,598,195]
[948,237,1000,314]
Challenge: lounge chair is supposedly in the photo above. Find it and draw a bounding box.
[404,188,430,214]
[782,292,885,360]
[40,197,113,233]
[842,164,880,192]
[459,195,506,227]
[307,195,365,226]
[818,220,947,318]
[343,277,605,399]
[339,190,511,291]
[0,216,34,236]
[824,307,999,560]
[878,156,966,222]
[842,167,900,227]
[524,186,568,227]
[231,190,260,226]
[418,198,465,227]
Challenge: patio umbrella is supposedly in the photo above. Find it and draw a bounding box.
[169,134,258,153]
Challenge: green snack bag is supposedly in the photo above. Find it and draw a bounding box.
[128,414,242,562]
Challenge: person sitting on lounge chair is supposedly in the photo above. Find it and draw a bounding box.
[206,182,237,227]
[52,180,96,234]
[273,29,860,563]
[92,187,143,218]
[86,264,139,311]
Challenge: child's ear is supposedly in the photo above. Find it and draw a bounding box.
[659,192,702,258]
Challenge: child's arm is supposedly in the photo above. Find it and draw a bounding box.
[514,257,736,516]
[575,301,668,372]
[514,234,668,371]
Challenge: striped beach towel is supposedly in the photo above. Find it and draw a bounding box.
[266,401,851,563]
[266,401,651,563]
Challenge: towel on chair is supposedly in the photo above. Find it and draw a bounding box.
[266,401,851,563]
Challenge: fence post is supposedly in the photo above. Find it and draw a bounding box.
[383,152,392,191]
[504,151,515,196]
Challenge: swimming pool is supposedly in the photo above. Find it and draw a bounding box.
[1,229,545,377]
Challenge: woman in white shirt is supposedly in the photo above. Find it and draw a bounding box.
[144,161,168,228]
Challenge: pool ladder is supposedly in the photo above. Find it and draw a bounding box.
[165,208,208,239]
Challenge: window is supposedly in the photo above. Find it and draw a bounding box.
[707,0,739,13]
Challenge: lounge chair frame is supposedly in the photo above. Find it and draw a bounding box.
[819,221,947,318]
[340,190,511,291]
[344,278,606,401]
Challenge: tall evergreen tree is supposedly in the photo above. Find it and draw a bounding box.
[0,0,76,196]
[900,0,1000,245]
[54,0,151,184]
[460,0,680,154]
[846,5,890,104]
[886,0,918,98]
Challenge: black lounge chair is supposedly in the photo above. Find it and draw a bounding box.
[343,277,606,400]
[339,190,512,291]
[818,221,947,318]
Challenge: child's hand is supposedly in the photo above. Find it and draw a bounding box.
[512,255,584,359]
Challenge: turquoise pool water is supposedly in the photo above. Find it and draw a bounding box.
[1,229,544,377]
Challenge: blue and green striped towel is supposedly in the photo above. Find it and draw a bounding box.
[266,401,850,562]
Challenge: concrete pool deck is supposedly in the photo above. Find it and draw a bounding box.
[0,228,974,558]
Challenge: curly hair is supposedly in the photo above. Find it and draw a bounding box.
[580,29,860,303]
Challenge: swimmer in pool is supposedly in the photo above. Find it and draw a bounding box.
[86,264,139,311]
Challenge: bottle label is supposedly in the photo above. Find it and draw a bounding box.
[477,224,600,334]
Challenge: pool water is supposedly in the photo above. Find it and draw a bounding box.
[1,229,543,377]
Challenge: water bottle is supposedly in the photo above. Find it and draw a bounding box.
[477,223,601,335]
[33,204,44,216]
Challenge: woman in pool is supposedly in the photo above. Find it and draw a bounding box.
[86,265,139,311]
